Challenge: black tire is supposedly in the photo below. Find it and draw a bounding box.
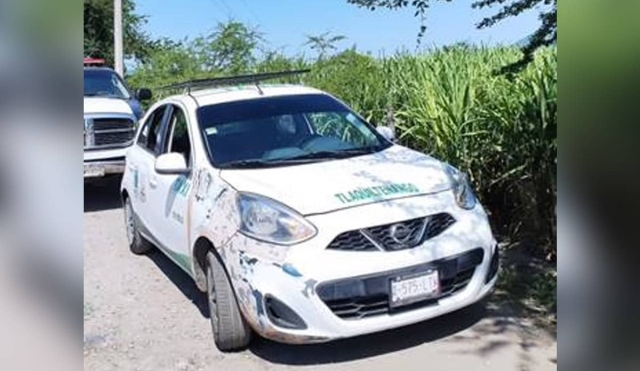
[206,251,252,351]
[123,196,153,255]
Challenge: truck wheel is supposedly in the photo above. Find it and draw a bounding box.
[206,251,252,351]
[124,197,152,255]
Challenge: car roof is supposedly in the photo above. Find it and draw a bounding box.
[84,67,117,73]
[165,84,328,107]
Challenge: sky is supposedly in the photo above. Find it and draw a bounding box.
[135,0,544,56]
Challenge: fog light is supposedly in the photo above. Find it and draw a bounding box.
[485,245,500,284]
[264,295,307,330]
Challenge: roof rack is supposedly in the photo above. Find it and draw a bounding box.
[159,69,311,95]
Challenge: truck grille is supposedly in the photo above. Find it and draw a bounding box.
[94,129,135,146]
[317,248,484,320]
[327,213,456,252]
[85,117,136,148]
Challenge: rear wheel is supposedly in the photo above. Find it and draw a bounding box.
[206,251,252,351]
[123,196,152,255]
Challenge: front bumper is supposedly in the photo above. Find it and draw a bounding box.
[84,148,128,178]
[84,160,125,178]
[220,191,499,344]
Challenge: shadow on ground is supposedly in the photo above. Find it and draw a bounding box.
[496,241,557,339]
[249,300,488,364]
[144,239,557,366]
[84,176,123,212]
[146,249,210,318]
[144,241,501,364]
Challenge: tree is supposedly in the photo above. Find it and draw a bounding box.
[84,0,156,66]
[304,31,347,60]
[128,39,200,86]
[127,21,266,92]
[347,0,557,72]
[192,21,264,74]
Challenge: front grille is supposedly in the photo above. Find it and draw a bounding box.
[327,229,378,252]
[85,117,136,148]
[317,248,484,320]
[94,130,135,146]
[93,118,133,131]
[365,217,425,251]
[327,213,456,252]
[424,213,457,239]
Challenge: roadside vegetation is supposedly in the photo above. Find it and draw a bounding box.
[124,20,557,322]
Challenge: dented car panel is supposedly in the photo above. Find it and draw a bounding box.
[121,84,499,346]
[211,190,497,343]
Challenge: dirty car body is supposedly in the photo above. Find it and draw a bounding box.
[120,82,499,349]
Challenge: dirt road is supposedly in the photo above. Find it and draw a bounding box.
[84,180,556,371]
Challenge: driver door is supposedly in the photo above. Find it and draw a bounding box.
[147,104,194,274]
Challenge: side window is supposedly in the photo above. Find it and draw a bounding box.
[137,105,167,154]
[163,105,192,166]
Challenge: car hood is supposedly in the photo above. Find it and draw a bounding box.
[220,145,452,215]
[84,96,134,116]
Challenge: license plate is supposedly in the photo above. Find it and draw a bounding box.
[84,165,105,178]
[390,270,440,308]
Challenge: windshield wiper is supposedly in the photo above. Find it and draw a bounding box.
[283,147,382,161]
[219,155,341,169]
[219,147,384,169]
[218,159,296,169]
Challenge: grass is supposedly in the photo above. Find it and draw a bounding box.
[303,46,557,262]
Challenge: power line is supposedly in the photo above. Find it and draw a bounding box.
[239,0,262,25]
[205,0,229,19]
[215,0,235,19]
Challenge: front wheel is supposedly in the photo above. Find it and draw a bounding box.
[206,251,252,351]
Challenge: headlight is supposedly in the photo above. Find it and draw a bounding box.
[444,164,477,210]
[236,193,317,245]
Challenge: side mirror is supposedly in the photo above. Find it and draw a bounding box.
[155,153,189,175]
[136,88,152,101]
[376,126,395,142]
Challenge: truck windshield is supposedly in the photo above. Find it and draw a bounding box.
[84,69,132,99]
[197,93,392,168]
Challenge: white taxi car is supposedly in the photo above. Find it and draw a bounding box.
[120,71,499,351]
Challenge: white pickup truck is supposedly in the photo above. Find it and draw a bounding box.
[84,58,151,179]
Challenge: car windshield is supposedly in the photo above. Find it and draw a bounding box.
[197,93,392,168]
[84,69,131,99]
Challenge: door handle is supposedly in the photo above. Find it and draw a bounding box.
[149,176,158,189]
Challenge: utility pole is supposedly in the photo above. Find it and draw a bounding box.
[114,0,124,76]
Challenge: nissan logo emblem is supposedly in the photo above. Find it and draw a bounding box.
[389,223,412,245]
